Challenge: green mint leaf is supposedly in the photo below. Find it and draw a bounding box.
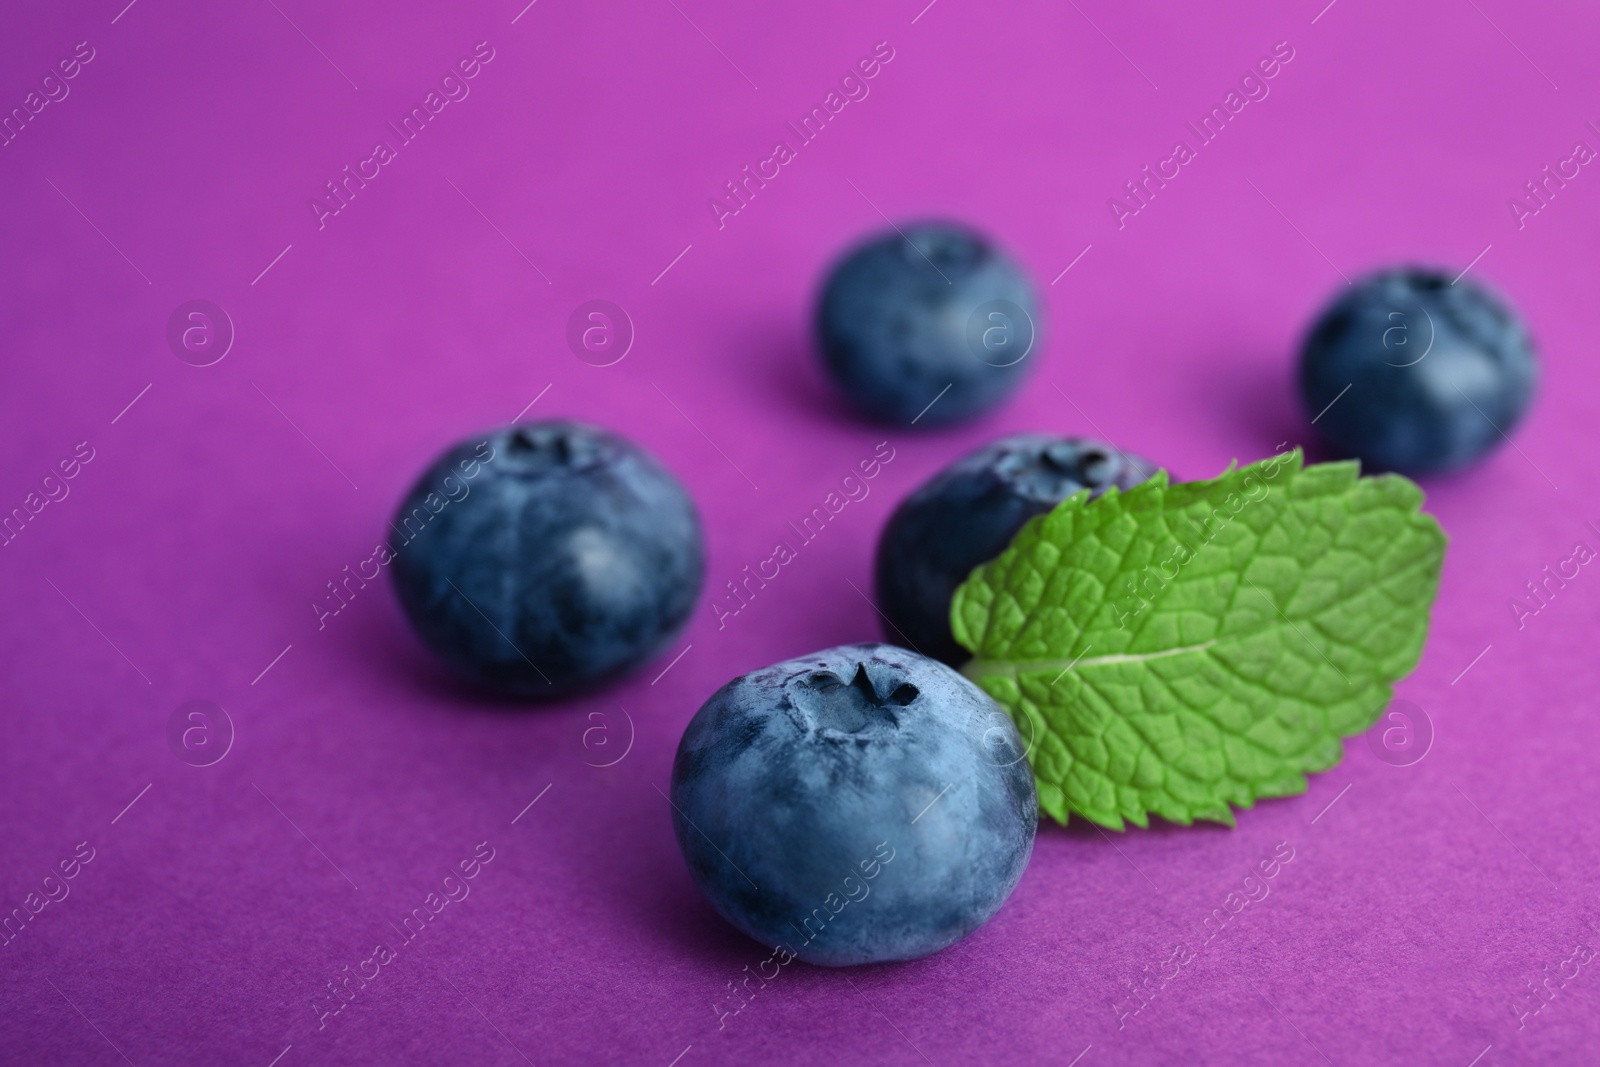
[952,450,1445,830]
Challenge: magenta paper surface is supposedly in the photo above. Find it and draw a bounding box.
[3,1,1598,1064]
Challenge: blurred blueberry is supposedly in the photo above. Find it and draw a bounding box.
[1299,267,1538,475]
[815,221,1041,425]
[671,643,1036,966]
[876,434,1157,664]
[390,421,704,698]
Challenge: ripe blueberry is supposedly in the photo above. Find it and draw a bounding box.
[671,643,1037,966]
[1299,267,1538,475]
[875,434,1156,665]
[815,221,1042,426]
[389,421,704,698]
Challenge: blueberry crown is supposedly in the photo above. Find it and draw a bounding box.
[792,662,919,734]
[496,422,609,474]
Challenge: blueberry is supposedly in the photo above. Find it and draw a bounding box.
[875,435,1156,665]
[389,421,704,698]
[1299,267,1539,475]
[815,221,1042,426]
[671,643,1036,966]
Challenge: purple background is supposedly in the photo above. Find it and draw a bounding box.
[3,0,1598,1064]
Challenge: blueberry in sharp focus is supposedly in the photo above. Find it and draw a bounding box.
[671,643,1036,966]
[1299,266,1538,475]
[815,221,1042,426]
[389,421,704,698]
[875,434,1157,665]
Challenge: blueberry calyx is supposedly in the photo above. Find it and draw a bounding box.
[499,424,601,473]
[901,227,981,272]
[794,662,919,734]
[993,439,1133,505]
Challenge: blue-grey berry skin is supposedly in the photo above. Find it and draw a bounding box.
[815,222,1042,426]
[1299,267,1539,475]
[876,435,1157,665]
[670,643,1037,967]
[389,421,704,698]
